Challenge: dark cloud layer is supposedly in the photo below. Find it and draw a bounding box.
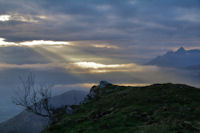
[0,0,199,50]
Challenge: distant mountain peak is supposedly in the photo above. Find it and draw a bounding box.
[147,47,200,68]
[176,47,185,53]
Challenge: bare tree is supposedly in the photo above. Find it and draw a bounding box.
[12,73,54,119]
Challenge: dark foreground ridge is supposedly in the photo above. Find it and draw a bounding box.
[42,82,200,133]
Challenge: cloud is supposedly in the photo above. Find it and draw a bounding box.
[176,8,200,23]
[0,37,70,46]
[53,82,149,95]
[74,62,124,69]
[20,40,70,46]
[0,0,199,62]
[0,61,157,74]
[0,38,16,45]
[0,15,10,21]
[0,61,196,88]
[0,63,62,70]
[0,0,199,45]
[92,44,119,49]
[72,61,156,73]
[53,83,94,93]
[0,0,199,81]
[8,13,48,23]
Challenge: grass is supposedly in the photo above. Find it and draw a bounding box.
[41,83,200,133]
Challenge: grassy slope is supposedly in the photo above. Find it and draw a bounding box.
[42,83,200,133]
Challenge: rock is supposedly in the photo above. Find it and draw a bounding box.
[66,106,73,115]
[91,85,98,91]
[99,81,112,88]
[88,85,98,98]
[88,90,96,98]
[88,81,112,98]
[82,81,112,103]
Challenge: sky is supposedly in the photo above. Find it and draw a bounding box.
[0,0,199,59]
[0,0,200,122]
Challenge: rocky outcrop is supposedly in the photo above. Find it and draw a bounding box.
[83,81,112,103]
[89,81,112,97]
[99,81,112,89]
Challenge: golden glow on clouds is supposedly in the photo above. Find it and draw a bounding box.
[20,40,70,46]
[118,83,149,87]
[54,82,149,91]
[72,62,156,73]
[53,82,149,93]
[172,46,200,51]
[0,63,61,70]
[93,44,119,49]
[54,83,94,90]
[69,41,119,50]
[0,15,11,22]
[0,14,48,23]
[74,62,124,69]
[0,38,70,46]
[0,37,118,51]
[0,38,17,46]
[0,61,158,75]
[37,15,48,20]
[10,14,38,23]
[181,46,200,50]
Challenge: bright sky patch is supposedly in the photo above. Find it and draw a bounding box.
[0,15,10,22]
[0,38,70,46]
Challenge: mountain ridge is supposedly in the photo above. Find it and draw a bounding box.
[147,47,200,68]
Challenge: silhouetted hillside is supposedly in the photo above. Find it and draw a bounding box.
[42,82,200,133]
